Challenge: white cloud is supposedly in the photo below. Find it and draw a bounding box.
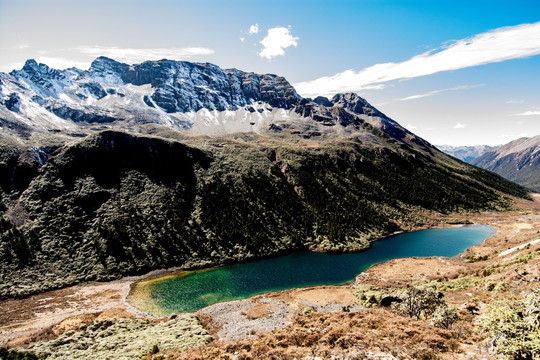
[1,62,25,72]
[506,99,524,104]
[497,133,529,140]
[16,44,30,49]
[513,110,540,116]
[78,46,215,64]
[248,24,259,35]
[396,84,484,101]
[454,123,466,129]
[0,46,215,72]
[405,123,417,130]
[258,26,299,60]
[240,37,246,43]
[294,21,540,97]
[34,57,93,70]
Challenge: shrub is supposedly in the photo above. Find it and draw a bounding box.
[392,286,445,320]
[354,284,385,308]
[478,290,540,359]
[430,304,459,329]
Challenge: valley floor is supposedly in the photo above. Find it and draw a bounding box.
[1,194,540,359]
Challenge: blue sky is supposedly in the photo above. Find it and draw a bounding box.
[1,0,539,145]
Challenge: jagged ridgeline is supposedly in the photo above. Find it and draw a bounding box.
[0,58,530,297]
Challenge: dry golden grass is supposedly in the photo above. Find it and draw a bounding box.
[174,308,479,360]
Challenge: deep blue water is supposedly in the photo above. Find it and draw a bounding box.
[144,225,494,313]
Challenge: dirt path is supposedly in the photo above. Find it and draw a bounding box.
[0,278,141,347]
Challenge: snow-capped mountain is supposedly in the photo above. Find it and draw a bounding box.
[0,57,423,146]
[436,144,498,163]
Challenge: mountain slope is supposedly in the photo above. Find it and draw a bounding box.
[436,144,498,163]
[472,136,540,192]
[0,58,531,297]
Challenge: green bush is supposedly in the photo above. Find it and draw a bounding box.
[354,284,385,307]
[392,286,445,320]
[430,304,459,329]
[478,290,540,359]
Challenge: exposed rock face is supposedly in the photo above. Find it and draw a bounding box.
[8,57,301,115]
[45,102,117,123]
[0,57,418,142]
[119,60,300,113]
[4,93,21,112]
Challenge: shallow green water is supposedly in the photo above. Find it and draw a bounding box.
[144,225,494,314]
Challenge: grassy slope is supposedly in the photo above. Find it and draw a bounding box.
[0,129,531,297]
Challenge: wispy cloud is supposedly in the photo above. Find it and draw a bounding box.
[454,123,466,129]
[506,99,524,104]
[513,110,540,116]
[1,46,216,71]
[497,133,529,140]
[1,62,25,72]
[78,46,215,64]
[34,57,94,70]
[396,84,484,101]
[295,21,540,97]
[248,24,259,35]
[258,26,299,60]
[405,123,417,130]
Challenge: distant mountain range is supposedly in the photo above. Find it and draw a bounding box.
[436,144,499,163]
[471,136,540,192]
[438,139,540,193]
[0,58,529,297]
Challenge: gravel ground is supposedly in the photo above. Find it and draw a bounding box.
[198,298,292,341]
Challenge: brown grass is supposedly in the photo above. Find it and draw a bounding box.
[174,308,475,360]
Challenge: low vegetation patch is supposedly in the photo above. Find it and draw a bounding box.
[478,290,540,360]
[174,308,464,360]
[355,284,460,329]
[485,248,540,274]
[445,218,473,225]
[22,315,211,360]
[415,275,481,292]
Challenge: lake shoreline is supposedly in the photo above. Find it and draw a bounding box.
[129,225,494,315]
[2,194,539,348]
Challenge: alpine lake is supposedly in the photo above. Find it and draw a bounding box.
[130,225,495,315]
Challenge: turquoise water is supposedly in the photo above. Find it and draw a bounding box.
[144,225,494,313]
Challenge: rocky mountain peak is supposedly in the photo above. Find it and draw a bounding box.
[15,59,62,80]
[17,59,60,78]
[21,59,39,72]
[331,92,385,118]
[89,56,128,75]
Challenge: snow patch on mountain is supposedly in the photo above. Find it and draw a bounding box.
[0,57,424,147]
